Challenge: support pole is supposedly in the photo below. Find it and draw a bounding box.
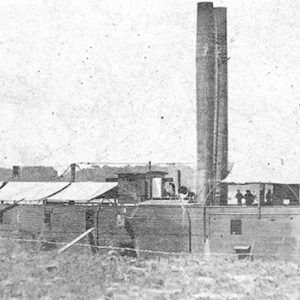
[70,163,76,182]
[177,170,181,195]
[148,161,152,199]
[57,228,94,254]
[12,166,20,178]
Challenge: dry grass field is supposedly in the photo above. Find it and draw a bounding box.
[0,240,300,300]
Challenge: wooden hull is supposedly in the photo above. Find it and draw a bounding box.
[0,203,299,258]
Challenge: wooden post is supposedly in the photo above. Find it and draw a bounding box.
[177,170,181,195]
[70,163,76,182]
[57,228,94,254]
[148,161,152,199]
[258,183,265,219]
[12,166,20,178]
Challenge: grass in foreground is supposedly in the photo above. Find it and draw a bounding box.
[0,241,300,299]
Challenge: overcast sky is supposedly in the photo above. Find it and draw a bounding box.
[0,0,299,171]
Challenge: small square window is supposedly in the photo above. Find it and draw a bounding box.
[231,219,242,235]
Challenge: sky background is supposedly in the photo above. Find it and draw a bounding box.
[0,0,299,172]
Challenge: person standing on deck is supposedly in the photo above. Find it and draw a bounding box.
[265,189,273,205]
[244,190,255,206]
[235,190,243,205]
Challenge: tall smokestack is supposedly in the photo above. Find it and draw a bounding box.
[214,8,228,205]
[196,2,216,204]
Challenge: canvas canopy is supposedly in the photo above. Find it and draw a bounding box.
[0,182,69,203]
[222,160,300,185]
[47,182,117,202]
[0,181,117,203]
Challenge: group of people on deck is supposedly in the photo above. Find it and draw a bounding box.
[235,189,273,206]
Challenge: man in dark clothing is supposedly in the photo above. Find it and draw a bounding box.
[244,190,255,206]
[235,190,243,205]
[265,189,273,205]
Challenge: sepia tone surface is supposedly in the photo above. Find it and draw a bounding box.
[0,1,300,299]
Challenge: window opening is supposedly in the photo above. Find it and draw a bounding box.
[231,219,242,235]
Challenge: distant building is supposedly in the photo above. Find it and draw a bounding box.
[0,166,58,182]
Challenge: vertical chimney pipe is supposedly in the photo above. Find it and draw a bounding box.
[196,2,216,204]
[214,7,228,205]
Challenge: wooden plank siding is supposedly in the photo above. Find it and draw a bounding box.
[1,203,300,258]
[206,206,300,257]
[0,204,203,254]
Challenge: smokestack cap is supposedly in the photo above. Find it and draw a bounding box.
[198,2,214,8]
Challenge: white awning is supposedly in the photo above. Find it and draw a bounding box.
[223,160,300,185]
[46,182,117,202]
[0,182,69,203]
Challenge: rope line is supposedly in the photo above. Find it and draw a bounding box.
[0,236,298,258]
[76,161,197,166]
